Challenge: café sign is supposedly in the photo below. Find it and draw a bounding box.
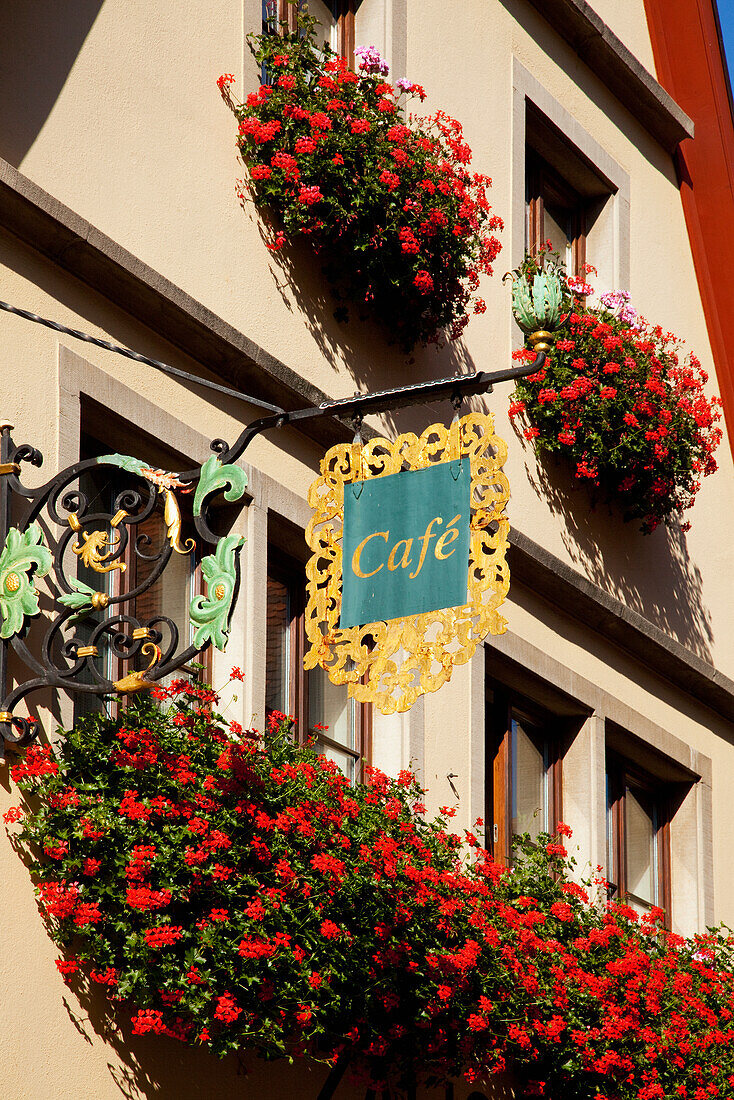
[340,460,470,628]
[305,412,511,714]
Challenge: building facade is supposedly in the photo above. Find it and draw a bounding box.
[1,0,734,1096]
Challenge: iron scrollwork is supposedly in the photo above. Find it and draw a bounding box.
[0,424,246,760]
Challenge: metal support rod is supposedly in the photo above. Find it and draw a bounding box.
[0,291,545,474]
[316,1053,351,1100]
[207,351,547,472]
[0,298,286,416]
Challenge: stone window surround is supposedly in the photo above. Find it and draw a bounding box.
[512,59,631,294]
[515,0,694,153]
[469,626,714,937]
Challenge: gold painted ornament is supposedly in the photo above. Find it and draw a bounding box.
[304,412,510,714]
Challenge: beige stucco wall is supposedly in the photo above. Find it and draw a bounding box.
[0,0,733,1095]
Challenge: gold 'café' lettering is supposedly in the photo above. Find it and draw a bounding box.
[351,514,462,581]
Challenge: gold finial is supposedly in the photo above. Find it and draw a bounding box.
[527,330,554,354]
[163,490,195,555]
[91,592,109,610]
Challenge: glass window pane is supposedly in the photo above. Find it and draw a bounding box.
[318,742,356,785]
[157,542,193,650]
[73,465,114,719]
[511,716,547,842]
[625,785,657,909]
[544,202,572,270]
[266,574,290,714]
[307,0,338,49]
[133,511,193,670]
[606,771,617,895]
[308,666,354,748]
[309,666,357,783]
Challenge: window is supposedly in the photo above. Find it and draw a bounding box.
[263,0,356,65]
[266,548,370,782]
[485,688,562,864]
[526,149,586,275]
[524,101,617,279]
[606,755,671,919]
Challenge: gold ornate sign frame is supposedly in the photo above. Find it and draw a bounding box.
[304,412,511,714]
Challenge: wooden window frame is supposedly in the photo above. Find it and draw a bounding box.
[266,547,371,780]
[606,754,672,923]
[526,149,587,276]
[334,0,355,67]
[485,686,563,865]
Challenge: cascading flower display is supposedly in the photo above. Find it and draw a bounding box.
[7,677,734,1097]
[509,249,722,533]
[218,10,503,349]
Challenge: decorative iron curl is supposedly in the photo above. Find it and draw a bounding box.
[0,426,247,760]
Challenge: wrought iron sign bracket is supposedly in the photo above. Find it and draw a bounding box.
[0,296,544,757]
[185,353,546,475]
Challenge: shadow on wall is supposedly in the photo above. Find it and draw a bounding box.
[524,449,715,663]
[246,204,481,434]
[0,1,104,167]
[60,981,334,1099]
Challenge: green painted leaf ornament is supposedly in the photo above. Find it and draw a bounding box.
[96,453,147,477]
[511,270,563,334]
[0,523,52,639]
[96,454,189,490]
[58,577,97,617]
[189,534,245,651]
[193,455,247,518]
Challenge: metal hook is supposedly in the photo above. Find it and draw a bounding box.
[449,393,463,472]
[351,410,365,496]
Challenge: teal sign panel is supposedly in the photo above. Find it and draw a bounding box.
[340,461,470,628]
